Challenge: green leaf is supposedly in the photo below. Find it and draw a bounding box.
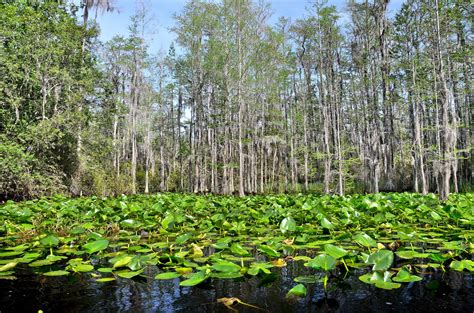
[211,260,241,273]
[29,259,54,267]
[83,239,109,254]
[175,233,193,245]
[210,272,243,279]
[450,260,474,272]
[367,250,394,271]
[305,254,336,271]
[73,264,94,273]
[43,270,69,277]
[230,243,251,256]
[112,255,132,269]
[286,284,307,298]
[40,235,59,247]
[0,251,24,258]
[393,268,422,282]
[96,277,116,283]
[324,244,348,259]
[321,217,335,229]
[294,275,318,283]
[247,262,273,276]
[161,214,175,230]
[155,272,181,280]
[353,233,377,248]
[115,270,143,279]
[257,245,280,258]
[359,271,401,290]
[280,217,296,234]
[396,250,429,259]
[179,271,207,286]
[97,267,113,273]
[0,262,17,272]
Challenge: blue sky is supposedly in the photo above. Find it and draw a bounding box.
[93,0,403,54]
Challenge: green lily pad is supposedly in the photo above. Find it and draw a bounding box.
[354,233,377,248]
[324,244,348,259]
[305,254,336,271]
[450,260,474,272]
[367,250,394,271]
[0,262,17,272]
[280,217,297,234]
[40,235,60,247]
[43,270,70,277]
[287,284,307,298]
[83,239,109,254]
[179,271,207,286]
[294,276,318,283]
[96,277,116,283]
[230,243,251,256]
[257,245,280,258]
[393,268,422,282]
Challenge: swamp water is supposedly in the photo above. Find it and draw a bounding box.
[0,259,472,313]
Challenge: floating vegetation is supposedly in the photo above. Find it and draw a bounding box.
[0,193,472,295]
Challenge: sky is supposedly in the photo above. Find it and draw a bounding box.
[93,0,404,54]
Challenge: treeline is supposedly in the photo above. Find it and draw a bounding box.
[0,0,472,200]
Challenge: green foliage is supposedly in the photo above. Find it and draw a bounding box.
[0,193,471,289]
[0,136,64,199]
[0,1,99,199]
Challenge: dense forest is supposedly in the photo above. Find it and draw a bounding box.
[0,0,472,200]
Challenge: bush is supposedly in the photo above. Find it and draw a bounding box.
[0,137,64,199]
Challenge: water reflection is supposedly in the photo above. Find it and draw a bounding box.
[0,263,472,313]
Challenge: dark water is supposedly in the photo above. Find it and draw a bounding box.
[0,261,473,313]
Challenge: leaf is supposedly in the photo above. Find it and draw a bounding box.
[29,259,53,267]
[367,250,394,271]
[40,235,59,247]
[97,267,113,273]
[83,239,109,254]
[280,217,296,234]
[305,254,336,271]
[112,256,132,268]
[294,276,318,283]
[155,272,181,280]
[210,272,243,279]
[230,243,251,256]
[257,245,280,258]
[73,264,94,273]
[247,262,273,276]
[321,217,335,229]
[286,284,307,298]
[116,270,143,279]
[0,262,17,272]
[396,250,429,259]
[293,256,311,262]
[353,233,377,248]
[175,267,193,275]
[96,277,116,283]
[0,251,24,258]
[179,271,207,286]
[450,260,474,272]
[161,214,175,230]
[430,211,442,221]
[212,260,241,273]
[393,268,422,282]
[324,244,348,259]
[43,270,69,277]
[189,244,204,258]
[175,233,193,245]
[359,271,401,290]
